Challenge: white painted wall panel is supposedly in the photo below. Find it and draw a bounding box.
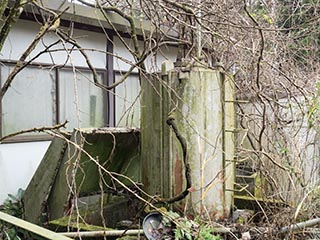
[113,36,138,72]
[1,19,107,68]
[0,141,51,204]
[147,44,178,72]
[113,36,178,72]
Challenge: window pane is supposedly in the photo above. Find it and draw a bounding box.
[1,65,55,136]
[59,69,105,130]
[115,73,140,128]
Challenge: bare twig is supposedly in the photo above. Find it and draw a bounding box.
[0,120,68,142]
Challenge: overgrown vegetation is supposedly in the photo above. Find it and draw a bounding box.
[0,189,24,240]
[0,0,320,239]
[162,211,222,240]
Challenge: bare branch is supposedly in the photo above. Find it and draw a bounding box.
[0,120,68,143]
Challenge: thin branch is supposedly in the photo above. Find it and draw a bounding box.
[243,0,264,90]
[0,120,68,143]
[56,29,100,86]
[157,116,191,204]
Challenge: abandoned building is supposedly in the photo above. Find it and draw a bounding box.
[1,0,320,239]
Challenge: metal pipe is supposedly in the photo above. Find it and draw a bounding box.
[279,218,320,234]
[60,229,144,237]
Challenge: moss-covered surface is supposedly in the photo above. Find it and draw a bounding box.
[45,128,141,222]
[74,131,141,194]
[234,195,284,211]
[49,216,110,232]
[49,194,140,232]
[24,137,70,225]
[141,68,235,219]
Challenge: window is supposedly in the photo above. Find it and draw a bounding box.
[0,63,108,141]
[1,65,56,136]
[59,69,105,130]
[115,73,140,128]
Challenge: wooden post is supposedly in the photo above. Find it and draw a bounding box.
[140,61,174,198]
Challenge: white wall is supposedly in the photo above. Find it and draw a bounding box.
[2,20,178,70]
[1,19,107,68]
[0,141,51,204]
[113,36,178,72]
[237,97,320,202]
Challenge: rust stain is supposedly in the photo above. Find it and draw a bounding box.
[210,210,218,220]
[174,153,183,195]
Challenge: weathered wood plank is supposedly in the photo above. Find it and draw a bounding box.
[24,137,69,224]
[0,211,72,240]
[141,73,166,196]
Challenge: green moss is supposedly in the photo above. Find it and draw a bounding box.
[72,131,140,195]
[49,215,112,231]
